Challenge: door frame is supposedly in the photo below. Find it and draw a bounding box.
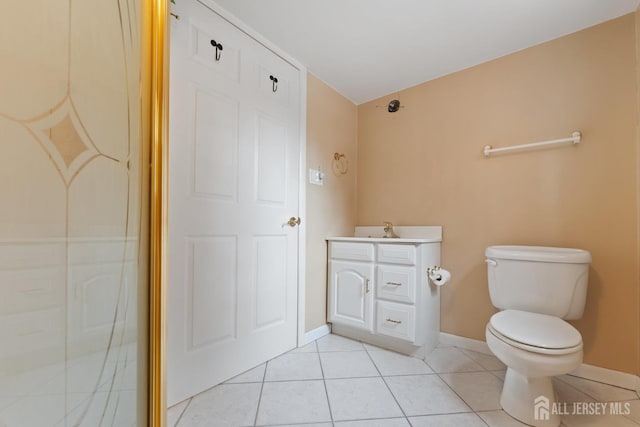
[195,0,308,347]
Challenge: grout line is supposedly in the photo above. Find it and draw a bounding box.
[563,373,640,393]
[317,348,335,424]
[434,370,489,415]
[172,397,192,427]
[252,360,269,427]
[405,411,491,426]
[363,343,411,424]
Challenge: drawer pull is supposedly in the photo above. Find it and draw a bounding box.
[385,318,402,324]
[385,281,402,287]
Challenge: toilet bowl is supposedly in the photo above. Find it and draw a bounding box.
[485,246,591,427]
[486,310,583,426]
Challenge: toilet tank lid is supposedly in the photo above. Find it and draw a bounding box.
[485,245,591,264]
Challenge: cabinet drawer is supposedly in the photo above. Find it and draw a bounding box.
[377,244,416,265]
[330,242,374,262]
[376,265,416,304]
[376,301,415,342]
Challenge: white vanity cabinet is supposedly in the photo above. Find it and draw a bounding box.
[327,227,442,356]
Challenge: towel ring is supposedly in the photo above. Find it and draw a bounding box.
[332,152,348,175]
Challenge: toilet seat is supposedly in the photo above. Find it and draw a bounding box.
[489,310,582,355]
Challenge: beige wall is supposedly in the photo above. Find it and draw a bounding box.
[357,14,639,374]
[305,74,358,331]
[636,5,640,380]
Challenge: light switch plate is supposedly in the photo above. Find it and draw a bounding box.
[309,168,324,186]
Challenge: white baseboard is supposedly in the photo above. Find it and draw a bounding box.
[439,332,640,391]
[568,364,638,391]
[303,324,331,344]
[439,332,492,355]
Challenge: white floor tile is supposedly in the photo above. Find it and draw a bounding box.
[317,334,365,352]
[424,347,484,373]
[256,380,331,425]
[269,424,332,427]
[363,342,388,352]
[320,351,379,379]
[477,410,530,426]
[369,349,433,376]
[562,412,640,427]
[10,330,636,427]
[461,349,506,371]
[623,399,640,424]
[167,399,190,427]
[384,374,471,416]
[288,341,318,353]
[558,375,639,402]
[264,353,323,382]
[334,418,410,426]
[325,377,403,421]
[178,383,261,427]
[225,363,266,384]
[440,371,504,411]
[409,412,487,426]
[491,370,506,380]
[552,378,597,404]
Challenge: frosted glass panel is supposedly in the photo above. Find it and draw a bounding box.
[0,0,147,425]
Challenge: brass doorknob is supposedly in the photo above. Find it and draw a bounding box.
[287,217,301,227]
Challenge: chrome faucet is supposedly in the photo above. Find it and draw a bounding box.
[383,221,399,238]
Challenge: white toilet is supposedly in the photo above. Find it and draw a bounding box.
[485,245,591,427]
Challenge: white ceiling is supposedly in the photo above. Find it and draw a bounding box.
[212,0,640,105]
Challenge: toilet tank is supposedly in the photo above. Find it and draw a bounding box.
[485,245,591,320]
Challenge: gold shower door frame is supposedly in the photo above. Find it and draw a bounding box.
[145,0,168,425]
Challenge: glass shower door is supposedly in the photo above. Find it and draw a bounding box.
[0,0,149,425]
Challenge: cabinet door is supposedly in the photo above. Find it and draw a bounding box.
[328,261,374,331]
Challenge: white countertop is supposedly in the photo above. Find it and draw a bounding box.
[327,226,442,243]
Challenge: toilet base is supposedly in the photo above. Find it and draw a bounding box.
[501,368,560,427]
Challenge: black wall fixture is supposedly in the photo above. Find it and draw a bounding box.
[210,39,223,61]
[388,99,401,113]
[270,75,278,92]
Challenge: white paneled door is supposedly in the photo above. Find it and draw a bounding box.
[168,0,301,405]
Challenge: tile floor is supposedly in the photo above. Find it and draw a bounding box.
[168,334,640,427]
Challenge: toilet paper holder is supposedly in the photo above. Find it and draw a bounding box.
[427,266,451,286]
[427,266,442,280]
